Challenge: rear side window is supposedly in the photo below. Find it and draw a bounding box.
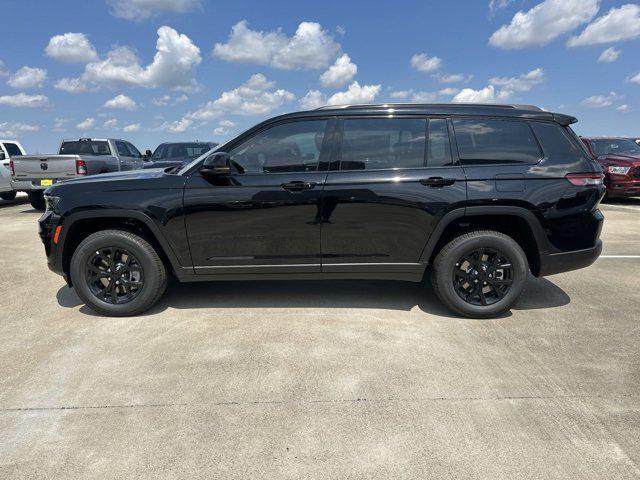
[530,122,591,164]
[453,118,542,164]
[3,143,23,156]
[339,118,426,170]
[427,119,453,167]
[60,140,111,155]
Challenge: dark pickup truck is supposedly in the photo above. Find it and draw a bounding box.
[39,103,605,318]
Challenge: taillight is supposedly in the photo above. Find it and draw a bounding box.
[76,159,87,175]
[9,159,15,176]
[565,173,604,186]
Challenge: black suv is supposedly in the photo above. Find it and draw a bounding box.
[39,104,605,318]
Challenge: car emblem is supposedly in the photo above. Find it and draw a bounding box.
[40,162,48,171]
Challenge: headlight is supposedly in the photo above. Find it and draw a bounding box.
[608,166,630,175]
[44,195,61,212]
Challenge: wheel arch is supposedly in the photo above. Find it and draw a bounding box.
[421,206,549,276]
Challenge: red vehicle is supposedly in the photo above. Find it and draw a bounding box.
[581,137,640,197]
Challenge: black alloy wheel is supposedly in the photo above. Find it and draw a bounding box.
[452,248,513,306]
[86,247,144,304]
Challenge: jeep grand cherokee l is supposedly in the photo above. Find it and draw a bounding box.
[39,104,605,318]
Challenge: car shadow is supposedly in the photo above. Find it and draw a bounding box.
[0,196,28,209]
[602,196,640,206]
[56,275,570,320]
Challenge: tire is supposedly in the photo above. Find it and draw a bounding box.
[28,191,45,210]
[0,191,17,201]
[431,230,528,318]
[70,229,168,317]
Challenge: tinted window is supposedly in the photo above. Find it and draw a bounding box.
[126,142,141,157]
[530,122,591,164]
[115,141,131,156]
[339,118,426,170]
[3,143,23,156]
[60,140,111,155]
[153,143,215,160]
[590,138,640,156]
[229,120,327,174]
[453,118,541,164]
[427,119,453,167]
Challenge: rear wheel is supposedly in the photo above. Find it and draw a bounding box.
[432,230,528,318]
[70,230,168,316]
[28,191,45,210]
[0,191,17,201]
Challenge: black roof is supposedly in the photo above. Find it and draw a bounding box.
[275,103,577,126]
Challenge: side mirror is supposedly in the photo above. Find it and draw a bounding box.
[201,152,231,176]
[0,152,5,161]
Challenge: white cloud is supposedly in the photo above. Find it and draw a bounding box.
[616,104,630,113]
[389,89,412,99]
[0,122,39,138]
[489,67,545,98]
[159,118,193,133]
[61,26,201,92]
[581,92,619,108]
[489,0,599,49]
[53,118,68,131]
[213,119,237,136]
[0,93,50,108]
[0,60,8,76]
[188,73,295,120]
[434,72,471,83]
[7,66,47,89]
[320,54,357,88]
[628,72,640,84]
[489,0,514,15]
[103,119,118,128]
[123,123,141,132]
[103,94,138,110]
[569,5,640,47]
[411,91,439,102]
[213,20,340,70]
[76,117,95,130]
[598,47,621,63]
[453,86,497,103]
[107,0,202,20]
[152,93,188,106]
[54,77,92,93]
[410,53,442,72]
[299,90,326,109]
[439,87,460,96]
[45,33,98,63]
[327,81,381,105]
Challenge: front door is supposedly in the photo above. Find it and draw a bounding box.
[321,117,467,274]
[184,119,333,274]
[114,141,137,170]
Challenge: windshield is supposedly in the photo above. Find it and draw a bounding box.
[60,140,111,156]
[152,143,216,160]
[591,139,640,156]
[176,145,221,175]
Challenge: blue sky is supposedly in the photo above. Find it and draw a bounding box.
[1,0,640,153]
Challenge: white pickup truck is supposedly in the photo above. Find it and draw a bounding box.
[11,138,147,210]
[0,140,26,202]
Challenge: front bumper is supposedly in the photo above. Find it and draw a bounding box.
[38,210,65,278]
[605,175,640,196]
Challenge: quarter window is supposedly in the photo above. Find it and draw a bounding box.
[453,118,542,164]
[229,120,328,173]
[530,122,591,164]
[339,118,426,170]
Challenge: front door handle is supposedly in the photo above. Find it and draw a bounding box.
[281,181,317,191]
[419,177,456,187]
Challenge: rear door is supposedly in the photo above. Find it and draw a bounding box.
[321,116,467,274]
[183,118,333,274]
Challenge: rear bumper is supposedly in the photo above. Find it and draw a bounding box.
[10,179,35,191]
[538,240,602,277]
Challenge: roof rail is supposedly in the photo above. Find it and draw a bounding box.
[315,103,543,111]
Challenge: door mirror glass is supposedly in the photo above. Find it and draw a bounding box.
[202,152,231,176]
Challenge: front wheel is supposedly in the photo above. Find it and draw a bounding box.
[28,191,45,210]
[70,230,168,316]
[0,191,17,201]
[431,230,528,318]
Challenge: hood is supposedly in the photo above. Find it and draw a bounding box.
[142,158,188,169]
[596,154,640,167]
[46,168,182,195]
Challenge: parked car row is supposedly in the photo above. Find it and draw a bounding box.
[2,138,218,210]
[580,137,640,198]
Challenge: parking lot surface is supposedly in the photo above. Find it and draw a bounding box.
[1,194,639,479]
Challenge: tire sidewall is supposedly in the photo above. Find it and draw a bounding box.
[70,232,163,316]
[437,234,528,318]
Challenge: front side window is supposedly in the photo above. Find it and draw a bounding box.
[453,118,542,164]
[126,142,142,157]
[60,140,111,156]
[339,118,426,170]
[115,142,131,157]
[229,120,327,174]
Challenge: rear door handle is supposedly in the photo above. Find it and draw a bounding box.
[419,177,456,187]
[281,181,317,191]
